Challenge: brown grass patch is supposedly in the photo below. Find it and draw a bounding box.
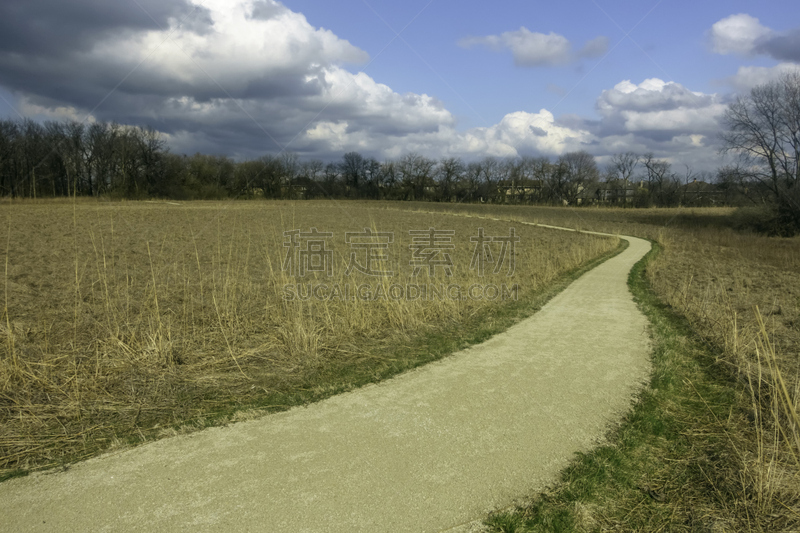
[0,199,617,476]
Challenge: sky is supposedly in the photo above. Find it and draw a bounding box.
[1,0,799,171]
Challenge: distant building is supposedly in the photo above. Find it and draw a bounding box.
[583,180,644,204]
[496,179,544,202]
[681,179,723,206]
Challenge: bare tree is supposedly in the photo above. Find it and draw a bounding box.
[642,153,680,207]
[464,161,483,202]
[556,151,599,205]
[0,120,16,196]
[518,156,551,203]
[363,157,382,199]
[397,153,436,201]
[716,164,759,205]
[323,162,341,196]
[609,151,639,183]
[233,159,263,197]
[299,159,325,198]
[436,157,464,202]
[379,160,400,199]
[340,151,365,197]
[478,157,504,202]
[722,70,800,232]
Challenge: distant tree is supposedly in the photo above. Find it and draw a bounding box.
[299,159,325,198]
[379,160,400,199]
[721,70,800,233]
[279,152,297,198]
[0,120,16,196]
[436,157,465,202]
[464,161,483,202]
[361,157,381,199]
[478,157,504,202]
[231,159,260,198]
[518,156,551,203]
[323,162,341,197]
[716,164,759,206]
[252,155,284,198]
[340,151,366,197]
[642,153,680,207]
[556,151,599,205]
[398,153,435,201]
[608,151,639,184]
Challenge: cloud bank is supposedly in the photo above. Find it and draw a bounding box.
[710,14,800,62]
[0,0,732,170]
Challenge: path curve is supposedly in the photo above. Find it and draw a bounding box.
[0,226,652,533]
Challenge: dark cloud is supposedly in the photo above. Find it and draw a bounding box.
[0,0,211,56]
[249,0,288,20]
[0,0,220,113]
[755,29,800,62]
[0,0,383,158]
[0,1,728,170]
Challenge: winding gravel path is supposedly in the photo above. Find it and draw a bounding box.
[0,227,652,533]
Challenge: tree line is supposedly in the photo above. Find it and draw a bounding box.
[0,119,746,206]
[0,72,797,230]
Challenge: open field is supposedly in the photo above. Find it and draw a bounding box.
[0,232,651,532]
[403,202,800,531]
[4,198,798,531]
[0,199,619,477]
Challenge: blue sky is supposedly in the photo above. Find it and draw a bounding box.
[286,0,793,122]
[1,0,799,171]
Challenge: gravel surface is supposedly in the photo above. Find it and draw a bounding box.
[0,230,652,533]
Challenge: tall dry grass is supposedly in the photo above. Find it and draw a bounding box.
[644,223,800,527]
[0,199,617,475]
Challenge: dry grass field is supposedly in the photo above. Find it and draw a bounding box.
[406,202,800,531]
[5,198,797,529]
[0,199,618,476]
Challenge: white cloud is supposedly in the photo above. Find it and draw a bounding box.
[94,0,369,94]
[726,63,800,92]
[296,109,594,160]
[597,79,724,133]
[5,0,460,159]
[477,110,593,155]
[709,14,800,63]
[17,96,96,123]
[596,78,724,119]
[311,69,454,134]
[64,2,592,159]
[709,13,771,55]
[584,78,729,170]
[620,107,724,132]
[2,1,728,170]
[458,27,606,67]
